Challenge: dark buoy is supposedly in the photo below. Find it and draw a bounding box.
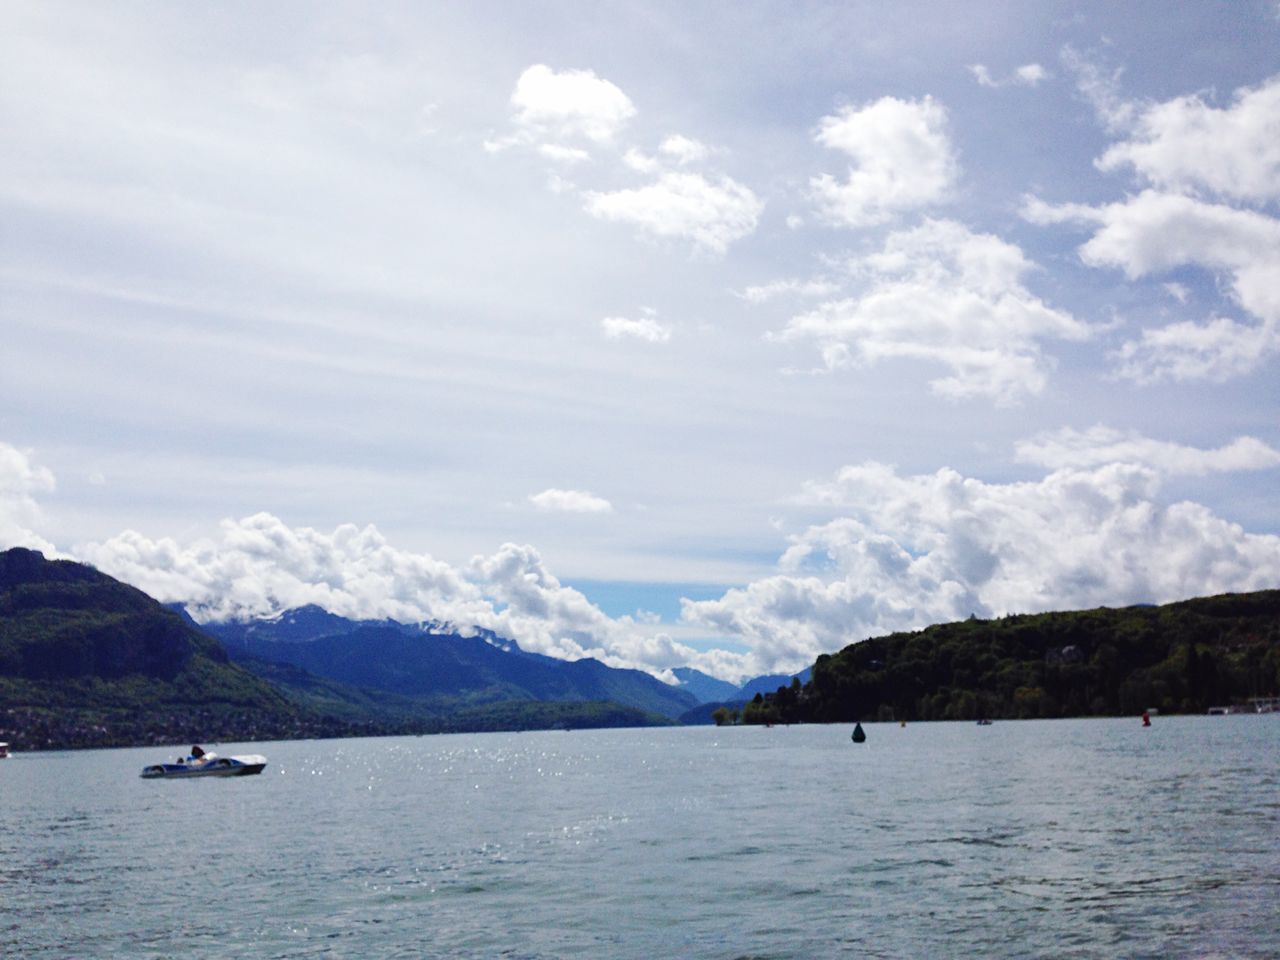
[1141,710,1151,727]
[851,722,866,743]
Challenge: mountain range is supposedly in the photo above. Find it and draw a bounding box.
[0,547,797,749]
[12,545,1264,750]
[200,604,700,719]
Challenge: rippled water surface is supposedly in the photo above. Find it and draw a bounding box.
[3,717,1278,958]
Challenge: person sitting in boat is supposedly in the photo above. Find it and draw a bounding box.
[190,745,206,760]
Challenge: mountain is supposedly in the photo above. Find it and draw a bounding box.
[737,668,812,701]
[201,608,698,719]
[672,666,739,704]
[0,547,342,750]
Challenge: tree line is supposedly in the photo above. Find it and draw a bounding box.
[713,591,1280,724]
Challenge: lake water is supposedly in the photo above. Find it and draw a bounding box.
[2,717,1278,959]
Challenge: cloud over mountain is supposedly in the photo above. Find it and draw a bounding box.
[683,450,1280,671]
[4,435,1277,684]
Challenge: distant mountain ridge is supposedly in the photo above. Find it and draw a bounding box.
[672,666,739,703]
[200,605,698,719]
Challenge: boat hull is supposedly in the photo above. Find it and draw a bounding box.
[140,755,267,779]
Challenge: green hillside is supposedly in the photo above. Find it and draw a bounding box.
[744,591,1280,724]
[0,547,365,749]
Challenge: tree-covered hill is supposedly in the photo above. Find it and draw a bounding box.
[0,548,352,749]
[747,591,1280,724]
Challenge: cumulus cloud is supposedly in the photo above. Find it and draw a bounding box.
[1097,75,1280,202]
[584,171,763,255]
[528,488,614,513]
[487,64,761,253]
[0,442,59,555]
[79,513,492,626]
[773,218,1090,402]
[1114,315,1279,383]
[75,511,754,680]
[1015,426,1280,475]
[600,312,671,342]
[498,63,635,150]
[810,95,957,226]
[970,63,1048,88]
[683,459,1280,671]
[1024,190,1280,381]
[1029,62,1280,383]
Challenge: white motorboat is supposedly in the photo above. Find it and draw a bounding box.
[140,747,266,779]
[0,742,9,759]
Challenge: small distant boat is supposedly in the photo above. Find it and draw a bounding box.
[976,719,993,726]
[140,746,266,779]
[0,742,9,759]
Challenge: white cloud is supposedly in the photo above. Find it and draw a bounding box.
[468,542,680,668]
[1060,45,1137,132]
[1114,314,1279,383]
[489,65,759,254]
[76,510,749,679]
[528,488,614,514]
[683,459,1280,670]
[1024,190,1280,381]
[773,219,1090,402]
[508,63,635,147]
[0,442,59,555]
[537,143,592,165]
[622,147,659,174]
[1015,426,1280,475]
[584,171,763,254]
[1033,63,1280,383]
[970,64,998,88]
[601,314,671,342]
[970,63,1047,89]
[1015,64,1048,86]
[1097,75,1280,203]
[79,512,491,627]
[735,278,840,304]
[658,134,708,165]
[810,95,957,226]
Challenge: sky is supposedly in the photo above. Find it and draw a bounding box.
[3,1,1279,683]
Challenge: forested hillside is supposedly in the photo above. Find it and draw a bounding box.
[743,591,1280,724]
